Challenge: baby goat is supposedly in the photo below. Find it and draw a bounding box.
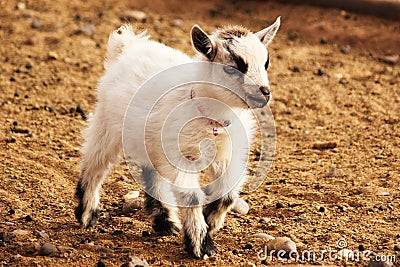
[75,18,280,258]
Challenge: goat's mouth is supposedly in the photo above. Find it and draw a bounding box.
[246,95,268,108]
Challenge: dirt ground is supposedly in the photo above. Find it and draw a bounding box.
[1,0,399,266]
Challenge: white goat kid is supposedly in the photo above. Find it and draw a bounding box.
[75,18,280,258]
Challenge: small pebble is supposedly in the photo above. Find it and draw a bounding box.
[123,191,140,201]
[266,237,297,258]
[97,260,106,267]
[122,199,143,215]
[378,205,388,211]
[253,233,275,240]
[320,37,327,44]
[375,190,390,196]
[13,229,30,235]
[97,247,113,255]
[25,215,33,222]
[121,256,149,267]
[171,19,183,28]
[98,228,107,233]
[120,10,147,22]
[57,245,74,253]
[31,19,43,29]
[244,243,253,249]
[287,30,299,41]
[24,37,35,45]
[112,230,123,236]
[232,198,249,215]
[292,66,300,72]
[142,230,150,237]
[34,230,49,239]
[39,243,58,256]
[359,244,365,251]
[47,52,59,60]
[261,217,271,224]
[317,68,325,76]
[78,23,96,36]
[275,202,284,209]
[318,206,326,212]
[312,141,337,150]
[295,216,311,224]
[76,105,87,120]
[0,232,15,242]
[120,175,133,184]
[25,242,41,255]
[324,168,344,178]
[16,2,26,9]
[394,245,399,251]
[378,54,399,65]
[340,45,351,54]
[368,258,393,267]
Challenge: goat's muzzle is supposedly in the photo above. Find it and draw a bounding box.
[246,86,271,108]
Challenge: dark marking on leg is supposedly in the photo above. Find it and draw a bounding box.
[74,177,99,228]
[203,195,234,221]
[184,232,216,258]
[201,232,217,256]
[184,233,198,258]
[74,179,85,224]
[222,194,234,207]
[186,192,200,206]
[203,198,219,219]
[144,193,179,236]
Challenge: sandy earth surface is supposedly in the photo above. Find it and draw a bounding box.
[1,0,399,266]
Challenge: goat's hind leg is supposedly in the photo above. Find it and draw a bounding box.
[142,166,181,236]
[75,118,121,228]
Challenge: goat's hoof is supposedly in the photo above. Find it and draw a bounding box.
[184,232,216,258]
[75,204,99,228]
[200,233,217,257]
[152,220,181,236]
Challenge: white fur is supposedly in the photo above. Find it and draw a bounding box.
[75,19,280,258]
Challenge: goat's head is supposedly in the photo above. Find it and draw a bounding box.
[190,17,280,109]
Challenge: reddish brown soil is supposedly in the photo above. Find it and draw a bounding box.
[1,0,399,266]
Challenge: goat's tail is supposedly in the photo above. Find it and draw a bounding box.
[105,24,149,68]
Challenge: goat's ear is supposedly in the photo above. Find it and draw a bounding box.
[256,16,281,46]
[191,25,217,60]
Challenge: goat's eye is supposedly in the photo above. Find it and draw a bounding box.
[265,58,270,70]
[223,66,237,75]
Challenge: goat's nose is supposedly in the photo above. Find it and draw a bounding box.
[259,86,270,96]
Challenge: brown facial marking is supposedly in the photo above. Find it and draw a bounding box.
[217,25,250,40]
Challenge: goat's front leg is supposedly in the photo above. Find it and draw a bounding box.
[203,159,246,236]
[142,167,181,236]
[203,190,238,236]
[174,171,216,258]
